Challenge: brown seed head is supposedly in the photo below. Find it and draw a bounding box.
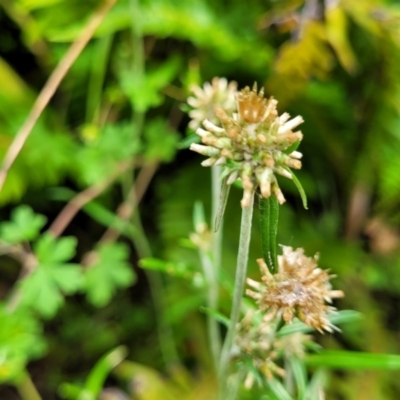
[247,246,344,333]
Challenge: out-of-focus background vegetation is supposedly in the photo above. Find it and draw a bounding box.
[1,0,400,399]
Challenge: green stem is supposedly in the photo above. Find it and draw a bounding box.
[284,357,295,397]
[86,34,112,123]
[206,165,224,369]
[16,371,43,400]
[218,191,255,392]
[130,207,180,365]
[199,250,220,371]
[129,0,145,134]
[211,165,223,268]
[225,367,247,400]
[126,0,179,367]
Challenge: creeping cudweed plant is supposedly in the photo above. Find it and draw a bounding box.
[187,78,345,399]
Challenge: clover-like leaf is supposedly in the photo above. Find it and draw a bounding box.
[143,118,179,163]
[76,122,141,185]
[34,233,77,264]
[120,56,181,113]
[85,243,136,307]
[0,305,46,383]
[0,205,47,244]
[17,234,84,318]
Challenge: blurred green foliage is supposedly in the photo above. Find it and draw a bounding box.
[1,0,400,399]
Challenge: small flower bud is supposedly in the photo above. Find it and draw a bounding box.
[202,119,225,135]
[227,170,239,185]
[190,143,220,157]
[201,157,216,167]
[290,151,303,159]
[278,116,304,134]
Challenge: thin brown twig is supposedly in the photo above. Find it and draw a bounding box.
[81,162,159,267]
[0,0,117,193]
[7,250,38,312]
[98,162,159,244]
[48,162,131,238]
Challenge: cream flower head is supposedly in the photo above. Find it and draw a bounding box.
[187,77,237,130]
[247,246,344,333]
[190,83,304,207]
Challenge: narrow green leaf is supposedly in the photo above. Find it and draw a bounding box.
[193,201,206,230]
[177,132,199,149]
[139,257,191,278]
[84,346,128,396]
[140,257,170,271]
[289,169,308,209]
[288,357,307,400]
[259,196,279,274]
[199,306,229,327]
[267,378,294,400]
[277,310,362,337]
[306,350,400,370]
[58,383,84,400]
[213,177,230,232]
[81,201,137,236]
[283,140,301,155]
[305,369,327,400]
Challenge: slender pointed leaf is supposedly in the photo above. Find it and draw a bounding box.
[200,306,229,327]
[277,310,362,337]
[193,201,206,230]
[84,346,128,395]
[214,177,230,232]
[305,369,327,400]
[289,170,308,209]
[267,378,294,400]
[306,350,400,370]
[283,140,301,155]
[288,357,307,400]
[259,196,279,273]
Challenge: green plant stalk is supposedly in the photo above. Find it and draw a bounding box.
[205,165,224,368]
[130,204,180,365]
[126,0,179,367]
[218,191,255,393]
[284,357,295,397]
[225,367,247,400]
[129,0,145,134]
[211,165,223,269]
[86,34,112,124]
[16,371,43,400]
[199,249,220,371]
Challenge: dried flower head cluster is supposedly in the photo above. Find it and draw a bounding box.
[187,77,237,130]
[189,82,304,207]
[234,310,311,388]
[235,311,284,387]
[247,246,344,333]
